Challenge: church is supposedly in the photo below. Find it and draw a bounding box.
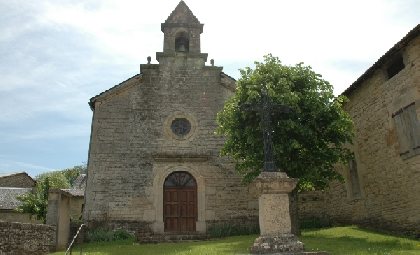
[84,1,259,236]
[84,0,420,238]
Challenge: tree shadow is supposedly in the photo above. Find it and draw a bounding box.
[302,232,416,254]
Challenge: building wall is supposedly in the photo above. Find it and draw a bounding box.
[69,196,84,220]
[84,58,258,233]
[0,173,35,188]
[299,36,420,235]
[0,221,55,254]
[0,210,41,224]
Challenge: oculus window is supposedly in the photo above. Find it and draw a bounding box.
[171,118,191,137]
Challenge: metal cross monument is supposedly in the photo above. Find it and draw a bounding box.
[241,85,291,172]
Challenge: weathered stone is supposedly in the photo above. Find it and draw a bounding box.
[250,172,304,254]
[250,234,304,254]
[0,221,55,255]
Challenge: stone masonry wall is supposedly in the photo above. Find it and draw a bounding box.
[0,221,55,255]
[299,36,420,235]
[84,56,258,233]
[0,211,41,224]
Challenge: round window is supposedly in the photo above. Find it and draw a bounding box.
[170,118,191,137]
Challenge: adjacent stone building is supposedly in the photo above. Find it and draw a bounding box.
[300,24,420,235]
[84,1,258,235]
[46,174,86,250]
[0,172,39,223]
[0,172,36,188]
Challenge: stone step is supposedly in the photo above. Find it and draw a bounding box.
[137,232,208,243]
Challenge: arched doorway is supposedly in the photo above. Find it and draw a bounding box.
[163,171,197,232]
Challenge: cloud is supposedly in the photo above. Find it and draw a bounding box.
[0,156,52,177]
[0,0,418,176]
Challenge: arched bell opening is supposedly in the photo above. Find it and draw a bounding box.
[175,32,190,52]
[163,171,197,232]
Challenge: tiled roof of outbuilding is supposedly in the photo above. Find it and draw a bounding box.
[61,189,84,197]
[0,187,32,210]
[343,24,420,96]
[72,174,86,189]
[0,172,32,179]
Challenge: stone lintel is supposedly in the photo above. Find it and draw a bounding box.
[253,171,298,195]
[140,64,159,73]
[156,52,208,62]
[161,23,203,32]
[152,153,210,162]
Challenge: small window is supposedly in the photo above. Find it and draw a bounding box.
[175,32,189,52]
[348,158,361,198]
[386,54,405,79]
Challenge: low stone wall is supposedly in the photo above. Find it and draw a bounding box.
[0,221,55,255]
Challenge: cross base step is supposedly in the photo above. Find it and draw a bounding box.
[250,234,329,254]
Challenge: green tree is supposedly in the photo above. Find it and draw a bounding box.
[17,171,71,223]
[60,164,87,186]
[217,54,353,190]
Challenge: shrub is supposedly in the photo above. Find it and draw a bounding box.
[87,228,133,242]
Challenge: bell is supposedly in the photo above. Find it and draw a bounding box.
[178,43,186,52]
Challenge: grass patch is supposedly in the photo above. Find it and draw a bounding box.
[51,226,420,255]
[51,235,256,255]
[301,226,420,255]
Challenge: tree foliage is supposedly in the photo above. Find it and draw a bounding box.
[217,55,353,190]
[61,164,87,186]
[16,164,86,222]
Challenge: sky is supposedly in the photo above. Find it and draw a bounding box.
[0,0,418,177]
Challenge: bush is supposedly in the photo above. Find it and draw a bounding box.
[207,223,259,238]
[114,229,133,240]
[300,217,330,229]
[87,228,133,242]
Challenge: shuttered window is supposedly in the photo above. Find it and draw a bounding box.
[392,102,420,159]
[348,158,361,198]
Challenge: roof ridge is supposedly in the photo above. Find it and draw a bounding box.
[343,23,420,96]
[89,73,142,109]
[0,172,33,180]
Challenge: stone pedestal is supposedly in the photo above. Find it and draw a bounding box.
[250,172,304,254]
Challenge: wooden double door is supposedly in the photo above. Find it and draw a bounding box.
[163,171,197,232]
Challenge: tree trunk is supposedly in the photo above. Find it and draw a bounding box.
[289,188,300,236]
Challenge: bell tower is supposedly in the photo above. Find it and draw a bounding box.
[156,1,208,64]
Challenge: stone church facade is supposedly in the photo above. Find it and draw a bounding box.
[84,1,419,237]
[84,1,258,234]
[300,24,420,236]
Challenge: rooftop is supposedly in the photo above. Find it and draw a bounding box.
[0,187,32,210]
